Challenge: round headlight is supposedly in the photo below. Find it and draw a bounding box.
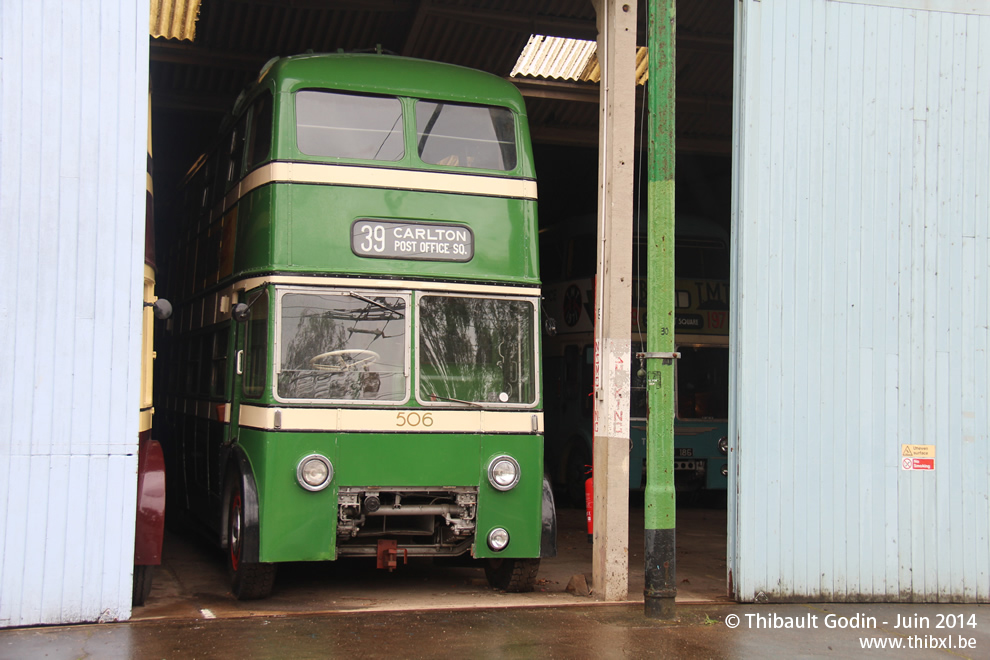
[717,436,729,455]
[487,527,510,551]
[487,455,520,491]
[296,454,333,491]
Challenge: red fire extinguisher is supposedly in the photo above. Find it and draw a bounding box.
[584,465,593,543]
[585,276,597,544]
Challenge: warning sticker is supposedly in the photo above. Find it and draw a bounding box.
[901,445,936,471]
[902,457,935,471]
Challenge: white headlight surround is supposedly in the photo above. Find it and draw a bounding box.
[487,455,520,491]
[296,454,333,491]
[487,527,510,551]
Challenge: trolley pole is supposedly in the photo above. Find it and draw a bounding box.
[643,0,677,619]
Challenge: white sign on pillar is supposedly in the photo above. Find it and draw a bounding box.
[594,338,631,439]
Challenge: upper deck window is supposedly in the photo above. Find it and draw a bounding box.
[246,93,273,168]
[296,91,404,161]
[416,102,516,171]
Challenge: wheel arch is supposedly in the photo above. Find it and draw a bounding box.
[540,474,557,558]
[222,446,262,564]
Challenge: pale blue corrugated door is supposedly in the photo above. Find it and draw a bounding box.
[0,1,150,626]
[730,0,990,602]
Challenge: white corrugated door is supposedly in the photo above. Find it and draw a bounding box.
[0,1,150,626]
[730,0,990,602]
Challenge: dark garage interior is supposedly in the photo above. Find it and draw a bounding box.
[143,0,734,614]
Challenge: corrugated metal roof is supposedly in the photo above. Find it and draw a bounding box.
[582,46,651,85]
[150,0,201,41]
[511,35,597,80]
[511,35,651,86]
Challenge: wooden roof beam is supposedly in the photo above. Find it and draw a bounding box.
[151,40,269,71]
[513,78,732,108]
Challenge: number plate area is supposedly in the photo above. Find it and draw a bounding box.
[351,219,474,262]
[674,458,705,472]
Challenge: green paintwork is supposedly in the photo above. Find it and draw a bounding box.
[233,188,275,281]
[473,434,543,559]
[273,186,538,283]
[646,0,678,532]
[224,53,539,286]
[262,55,534,170]
[237,428,543,563]
[236,428,338,562]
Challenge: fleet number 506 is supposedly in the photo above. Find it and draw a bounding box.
[396,412,434,427]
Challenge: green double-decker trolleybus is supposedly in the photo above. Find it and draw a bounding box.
[158,53,553,599]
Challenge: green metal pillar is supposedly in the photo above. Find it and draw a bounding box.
[643,0,677,620]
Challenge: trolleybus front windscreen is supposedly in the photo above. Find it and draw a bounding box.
[417,295,536,406]
[277,291,408,402]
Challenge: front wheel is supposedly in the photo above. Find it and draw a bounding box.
[484,557,540,592]
[227,486,276,600]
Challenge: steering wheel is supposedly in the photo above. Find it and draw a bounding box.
[310,349,380,372]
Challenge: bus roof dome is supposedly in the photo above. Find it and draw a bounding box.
[260,53,528,114]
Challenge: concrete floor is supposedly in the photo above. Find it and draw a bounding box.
[4,504,989,659]
[5,601,989,659]
[132,501,730,620]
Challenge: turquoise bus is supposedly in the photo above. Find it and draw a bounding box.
[541,214,729,506]
[157,54,553,599]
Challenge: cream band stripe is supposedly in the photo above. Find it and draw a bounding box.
[163,398,544,434]
[236,405,543,434]
[235,275,541,297]
[239,162,538,201]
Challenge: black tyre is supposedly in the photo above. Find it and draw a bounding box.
[132,564,153,606]
[484,557,540,592]
[227,486,276,600]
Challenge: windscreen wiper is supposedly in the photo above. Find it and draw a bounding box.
[347,291,405,317]
[418,103,445,153]
[428,393,482,408]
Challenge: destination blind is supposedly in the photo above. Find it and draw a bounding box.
[351,219,474,262]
